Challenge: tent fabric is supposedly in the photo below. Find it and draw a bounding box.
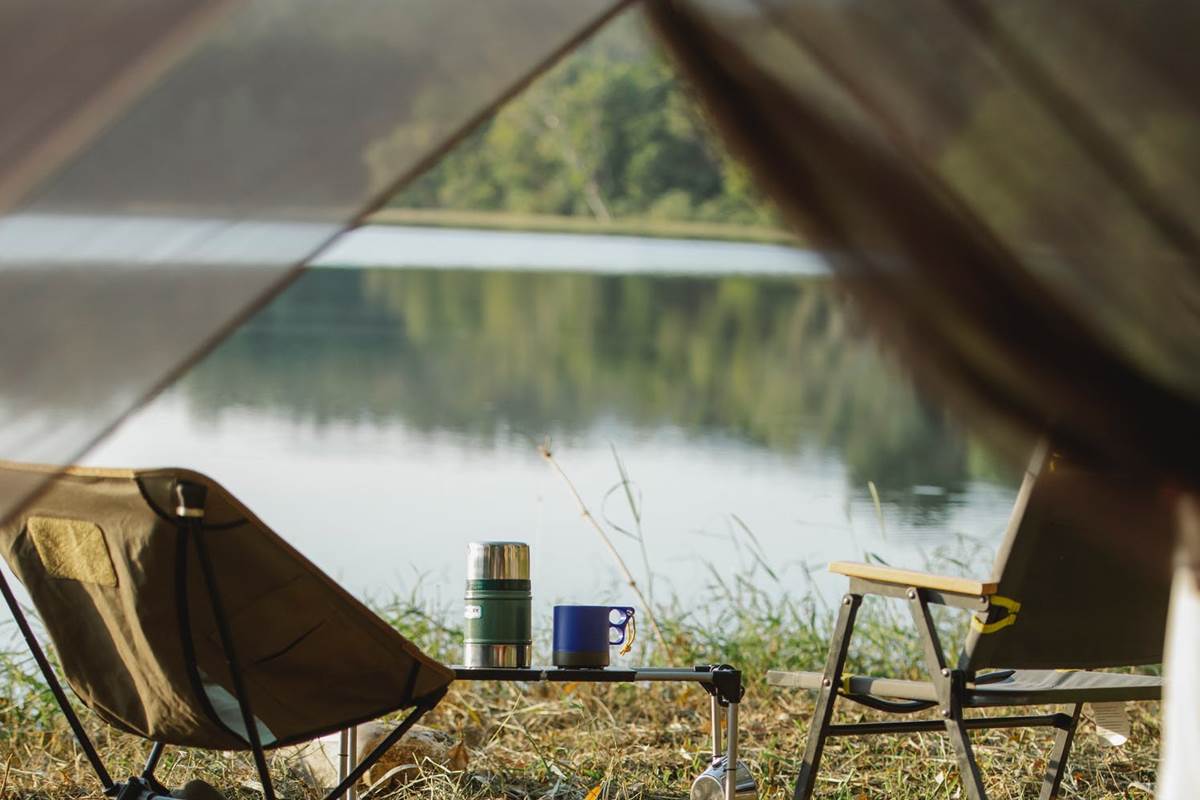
[644,0,1200,496]
[963,447,1174,671]
[0,0,235,213]
[0,460,454,749]
[645,3,1196,790]
[0,0,628,532]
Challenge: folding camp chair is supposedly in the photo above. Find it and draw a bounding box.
[0,461,454,800]
[768,444,1172,800]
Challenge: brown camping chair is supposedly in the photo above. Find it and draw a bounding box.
[0,461,454,800]
[768,444,1172,800]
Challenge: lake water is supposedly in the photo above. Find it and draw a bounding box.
[84,225,1018,618]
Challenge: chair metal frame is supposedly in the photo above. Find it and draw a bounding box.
[0,480,444,800]
[781,445,1169,800]
[791,575,1084,800]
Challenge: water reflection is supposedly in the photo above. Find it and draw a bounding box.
[184,268,1008,519]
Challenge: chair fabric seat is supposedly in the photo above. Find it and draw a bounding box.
[0,462,455,750]
[768,668,1161,706]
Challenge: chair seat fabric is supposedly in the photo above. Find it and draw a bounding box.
[768,668,1161,706]
[969,669,1161,705]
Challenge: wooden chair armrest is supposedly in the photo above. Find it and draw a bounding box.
[828,561,998,596]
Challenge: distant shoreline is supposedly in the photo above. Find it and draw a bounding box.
[369,207,801,246]
[316,224,825,276]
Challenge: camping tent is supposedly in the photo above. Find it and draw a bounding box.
[2,0,1197,794]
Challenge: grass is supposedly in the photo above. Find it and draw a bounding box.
[0,571,1161,800]
[367,208,802,246]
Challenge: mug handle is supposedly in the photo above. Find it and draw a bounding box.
[609,607,636,646]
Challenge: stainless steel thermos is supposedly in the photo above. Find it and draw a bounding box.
[690,757,757,800]
[463,541,532,668]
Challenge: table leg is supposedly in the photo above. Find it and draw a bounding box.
[725,702,739,800]
[711,694,723,760]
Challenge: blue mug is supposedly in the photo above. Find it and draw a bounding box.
[552,605,635,667]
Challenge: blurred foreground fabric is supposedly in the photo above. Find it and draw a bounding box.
[0,0,625,526]
[647,0,1200,487]
[646,1,1199,795]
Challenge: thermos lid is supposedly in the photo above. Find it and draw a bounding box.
[466,541,530,581]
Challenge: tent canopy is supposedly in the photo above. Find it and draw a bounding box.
[0,0,627,527]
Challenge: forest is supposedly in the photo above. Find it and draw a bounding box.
[390,14,779,228]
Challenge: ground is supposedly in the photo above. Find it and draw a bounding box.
[0,659,1160,800]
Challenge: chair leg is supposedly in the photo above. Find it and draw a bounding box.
[320,695,443,800]
[793,593,861,800]
[141,741,169,794]
[191,523,276,800]
[943,714,988,800]
[1039,704,1082,800]
[907,591,987,800]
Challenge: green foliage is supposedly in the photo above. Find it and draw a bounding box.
[0,634,61,734]
[390,12,779,227]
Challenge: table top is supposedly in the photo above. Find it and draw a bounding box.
[451,665,717,683]
[450,663,745,704]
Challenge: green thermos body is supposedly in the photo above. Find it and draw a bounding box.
[463,541,531,668]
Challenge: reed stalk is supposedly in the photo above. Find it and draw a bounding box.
[536,441,674,660]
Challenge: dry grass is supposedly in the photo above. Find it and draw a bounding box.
[399,677,1160,800]
[0,587,1161,800]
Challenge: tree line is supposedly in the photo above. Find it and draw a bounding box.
[390,13,779,228]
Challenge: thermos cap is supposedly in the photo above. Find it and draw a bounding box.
[466,541,530,581]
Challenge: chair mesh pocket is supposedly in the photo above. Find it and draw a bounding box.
[26,516,117,587]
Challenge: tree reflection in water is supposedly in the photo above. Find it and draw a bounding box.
[181,267,1016,523]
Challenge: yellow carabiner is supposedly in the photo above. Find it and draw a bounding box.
[971,595,1021,634]
[618,612,636,656]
